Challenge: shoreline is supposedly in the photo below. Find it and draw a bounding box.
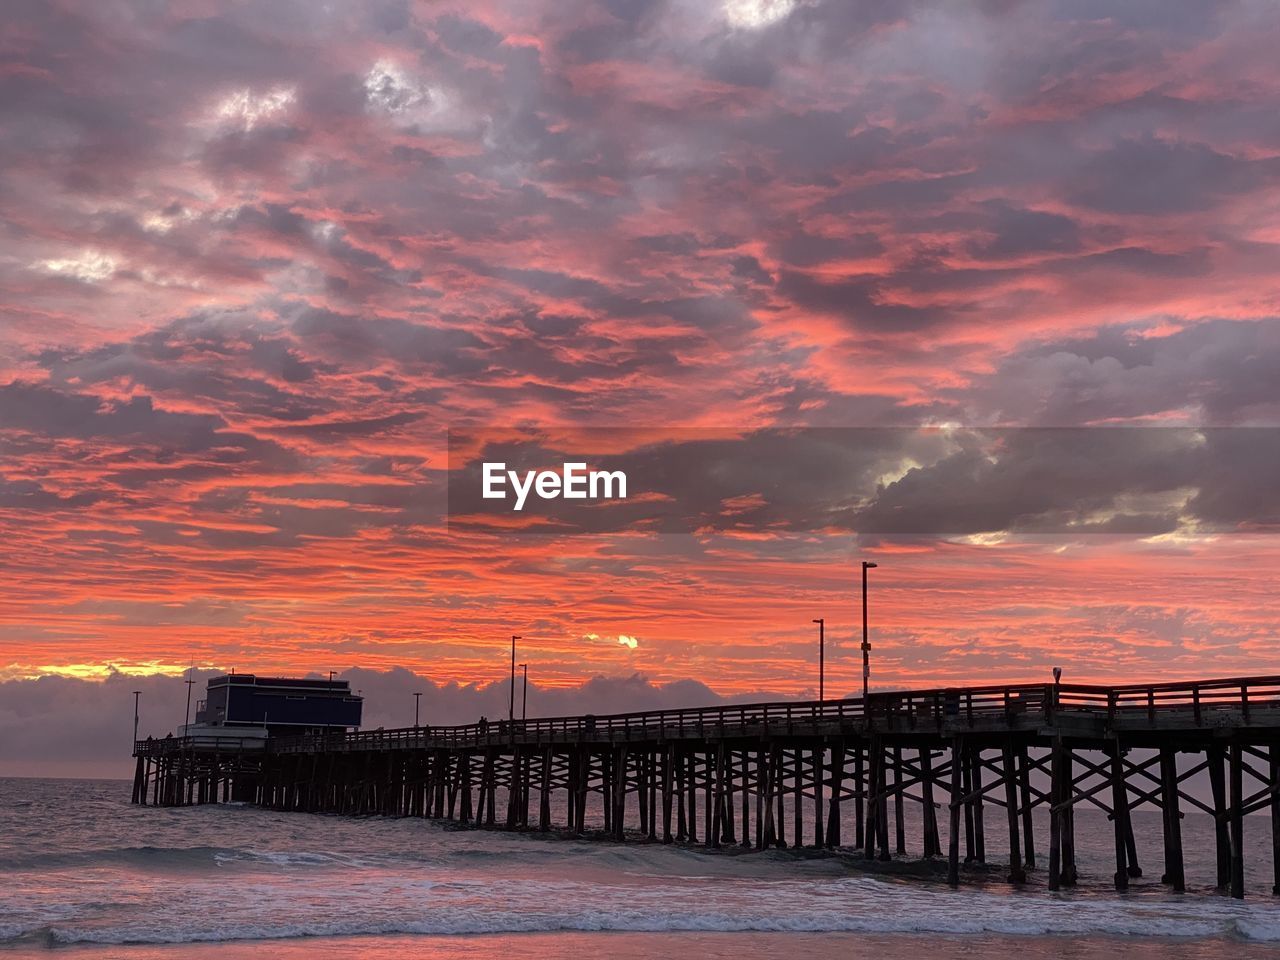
[3,930,1276,960]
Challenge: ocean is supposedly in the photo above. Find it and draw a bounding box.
[1,776,1277,958]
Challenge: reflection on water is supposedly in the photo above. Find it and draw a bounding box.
[0,777,1276,952]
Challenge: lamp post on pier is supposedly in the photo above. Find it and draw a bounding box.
[183,667,196,732]
[519,663,528,721]
[414,691,422,727]
[812,618,825,701]
[861,561,877,701]
[132,690,141,749]
[509,635,522,724]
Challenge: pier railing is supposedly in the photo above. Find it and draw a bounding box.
[133,675,1280,758]
[245,674,1278,756]
[134,733,267,757]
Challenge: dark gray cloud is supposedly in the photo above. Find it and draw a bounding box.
[963,318,1280,424]
[0,667,792,778]
[446,426,1280,536]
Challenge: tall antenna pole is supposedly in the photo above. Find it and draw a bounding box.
[509,635,521,724]
[183,666,196,731]
[812,618,825,701]
[861,561,878,701]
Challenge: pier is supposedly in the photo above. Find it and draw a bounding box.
[132,675,1280,899]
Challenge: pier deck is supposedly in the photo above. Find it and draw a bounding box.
[133,675,1280,899]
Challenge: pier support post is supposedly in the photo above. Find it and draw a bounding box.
[1061,747,1077,886]
[662,744,675,843]
[825,740,845,848]
[577,749,589,834]
[1271,744,1280,897]
[970,745,985,863]
[613,745,628,842]
[460,753,473,823]
[1048,738,1063,891]
[893,745,906,855]
[921,746,940,857]
[719,749,732,844]
[1003,741,1025,883]
[812,746,824,849]
[1230,740,1245,899]
[1159,747,1184,892]
[637,752,649,837]
[132,756,146,805]
[706,749,716,847]
[691,752,701,839]
[1018,744,1035,869]
[773,746,785,849]
[1109,740,1130,891]
[792,748,803,847]
[676,747,689,841]
[539,748,552,831]
[1208,742,1231,889]
[712,744,726,848]
[759,749,771,849]
[864,738,881,859]
[876,743,891,860]
[852,742,863,848]
[947,736,963,887]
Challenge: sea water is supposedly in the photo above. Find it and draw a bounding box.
[1,776,1277,957]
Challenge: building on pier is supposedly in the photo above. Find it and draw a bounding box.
[192,674,363,738]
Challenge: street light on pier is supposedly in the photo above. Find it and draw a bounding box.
[519,663,528,721]
[183,667,196,732]
[812,618,825,701]
[132,690,141,749]
[414,691,422,727]
[861,561,878,702]
[509,635,522,724]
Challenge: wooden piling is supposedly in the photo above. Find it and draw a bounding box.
[792,748,803,846]
[893,745,906,855]
[1018,744,1035,869]
[920,746,940,857]
[812,746,824,849]
[1159,746,1184,892]
[1003,741,1025,883]
[1270,744,1280,897]
[948,736,963,888]
[1048,738,1063,891]
[1109,740,1129,891]
[662,744,675,843]
[1208,742,1231,889]
[1230,740,1245,899]
[864,740,881,859]
[826,740,844,848]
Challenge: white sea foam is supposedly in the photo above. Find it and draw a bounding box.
[6,875,1280,946]
[3,777,1278,948]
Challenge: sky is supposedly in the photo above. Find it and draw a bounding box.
[2,0,1280,774]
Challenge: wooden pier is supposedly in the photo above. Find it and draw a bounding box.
[132,675,1280,898]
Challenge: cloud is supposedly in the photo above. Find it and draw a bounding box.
[36,250,119,282]
[0,668,783,778]
[1,0,1279,715]
[209,86,297,132]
